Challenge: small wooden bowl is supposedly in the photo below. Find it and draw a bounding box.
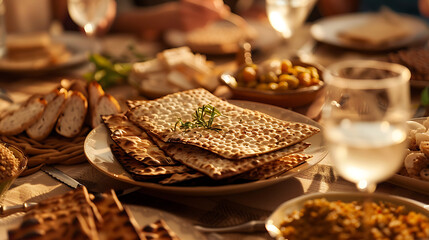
[0,143,28,200]
[219,60,325,108]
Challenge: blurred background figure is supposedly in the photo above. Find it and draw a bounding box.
[318,0,429,18]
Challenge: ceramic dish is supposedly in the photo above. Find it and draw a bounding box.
[0,143,28,200]
[266,192,429,239]
[84,100,327,196]
[310,12,429,51]
[219,61,325,108]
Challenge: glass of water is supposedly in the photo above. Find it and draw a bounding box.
[322,60,410,193]
[67,0,110,37]
[266,0,316,39]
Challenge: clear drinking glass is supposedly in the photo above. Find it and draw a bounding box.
[67,0,110,37]
[265,0,316,39]
[322,60,411,193]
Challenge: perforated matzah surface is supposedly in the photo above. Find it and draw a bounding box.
[127,88,319,159]
[103,115,176,166]
[150,133,310,180]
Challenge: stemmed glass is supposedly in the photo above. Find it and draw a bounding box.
[322,60,411,193]
[67,0,110,37]
[265,0,316,39]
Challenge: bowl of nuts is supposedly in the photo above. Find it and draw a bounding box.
[220,59,325,108]
[0,142,28,200]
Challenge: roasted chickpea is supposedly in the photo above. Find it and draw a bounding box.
[279,74,299,89]
[242,66,257,83]
[277,81,289,90]
[298,72,312,87]
[260,72,278,83]
[281,59,293,74]
[246,81,258,88]
[311,77,320,85]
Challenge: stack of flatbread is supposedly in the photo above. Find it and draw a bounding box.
[103,88,319,186]
[8,186,180,240]
[0,32,71,70]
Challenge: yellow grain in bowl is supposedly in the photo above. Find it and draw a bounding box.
[0,142,28,200]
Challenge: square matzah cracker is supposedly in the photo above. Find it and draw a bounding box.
[127,88,319,159]
[150,133,310,180]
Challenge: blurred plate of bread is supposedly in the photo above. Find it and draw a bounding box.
[0,32,100,74]
[128,47,220,99]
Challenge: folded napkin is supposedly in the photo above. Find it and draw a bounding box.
[338,9,412,46]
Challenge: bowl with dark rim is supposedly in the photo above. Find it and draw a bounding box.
[220,60,325,108]
[0,142,28,200]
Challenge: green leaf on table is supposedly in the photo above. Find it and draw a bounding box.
[421,87,429,106]
[85,54,133,89]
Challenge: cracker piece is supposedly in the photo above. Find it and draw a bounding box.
[150,134,310,180]
[92,189,145,240]
[238,153,312,180]
[158,172,205,185]
[8,186,102,240]
[103,114,176,166]
[142,219,181,240]
[110,144,191,181]
[127,88,319,159]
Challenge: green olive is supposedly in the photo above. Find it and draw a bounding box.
[260,72,278,83]
[308,67,319,79]
[256,83,269,90]
[268,82,278,90]
[241,66,257,83]
[298,72,312,87]
[277,81,289,90]
[281,59,293,74]
[279,74,299,89]
[246,81,258,88]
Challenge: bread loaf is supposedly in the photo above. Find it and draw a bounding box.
[0,97,47,135]
[27,88,68,140]
[91,94,121,128]
[56,90,88,138]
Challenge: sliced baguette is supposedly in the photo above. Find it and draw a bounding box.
[88,81,104,115]
[56,91,88,138]
[68,79,89,100]
[27,88,68,140]
[0,97,47,135]
[91,94,121,128]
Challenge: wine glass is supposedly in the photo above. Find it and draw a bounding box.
[322,60,411,193]
[265,0,316,39]
[67,0,110,37]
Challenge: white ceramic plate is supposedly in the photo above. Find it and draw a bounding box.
[266,192,429,239]
[388,117,429,195]
[0,32,100,74]
[84,100,327,196]
[0,204,205,240]
[310,12,429,51]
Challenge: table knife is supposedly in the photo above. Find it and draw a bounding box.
[40,165,83,189]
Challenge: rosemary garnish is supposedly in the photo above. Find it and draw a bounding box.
[173,104,222,132]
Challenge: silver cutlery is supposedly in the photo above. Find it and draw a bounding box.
[0,87,13,103]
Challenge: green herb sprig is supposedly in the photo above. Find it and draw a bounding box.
[174,104,222,132]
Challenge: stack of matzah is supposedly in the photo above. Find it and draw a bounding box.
[8,186,181,240]
[103,88,320,186]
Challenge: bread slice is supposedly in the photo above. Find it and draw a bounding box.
[88,81,105,117]
[27,88,68,140]
[91,94,121,128]
[0,97,47,135]
[56,90,88,138]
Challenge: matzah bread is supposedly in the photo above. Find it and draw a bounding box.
[142,219,181,240]
[150,133,310,180]
[110,144,192,181]
[127,88,319,159]
[237,153,312,180]
[103,114,176,166]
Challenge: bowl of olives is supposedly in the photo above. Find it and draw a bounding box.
[220,59,325,108]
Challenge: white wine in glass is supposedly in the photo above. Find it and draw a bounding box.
[67,0,110,37]
[266,0,316,39]
[322,60,410,193]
